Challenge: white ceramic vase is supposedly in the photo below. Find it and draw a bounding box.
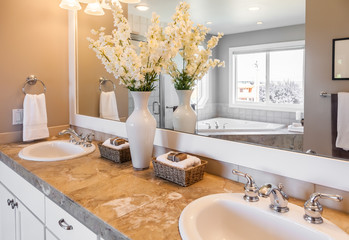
[173,89,197,134]
[126,91,156,170]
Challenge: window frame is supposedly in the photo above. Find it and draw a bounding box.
[229,40,305,112]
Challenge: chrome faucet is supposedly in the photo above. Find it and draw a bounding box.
[259,183,289,213]
[204,122,211,129]
[59,128,82,143]
[303,193,343,224]
[232,169,259,202]
[214,121,219,129]
[223,123,229,129]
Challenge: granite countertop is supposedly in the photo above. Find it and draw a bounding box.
[0,138,348,239]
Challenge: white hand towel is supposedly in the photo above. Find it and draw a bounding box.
[100,91,120,121]
[102,139,129,150]
[156,152,201,169]
[23,93,49,142]
[336,92,349,151]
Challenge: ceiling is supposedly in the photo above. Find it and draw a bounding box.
[128,0,305,35]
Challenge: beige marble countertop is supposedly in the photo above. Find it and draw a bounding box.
[0,138,348,239]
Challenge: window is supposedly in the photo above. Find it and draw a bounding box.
[229,41,305,111]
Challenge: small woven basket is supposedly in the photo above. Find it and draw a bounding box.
[152,158,207,187]
[98,143,131,163]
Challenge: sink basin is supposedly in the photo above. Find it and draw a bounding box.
[179,193,349,240]
[18,140,95,161]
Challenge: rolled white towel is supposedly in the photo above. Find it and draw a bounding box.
[102,138,129,150]
[156,152,201,169]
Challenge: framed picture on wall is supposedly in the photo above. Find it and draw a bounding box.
[332,37,349,80]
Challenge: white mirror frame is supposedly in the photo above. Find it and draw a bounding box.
[68,12,349,192]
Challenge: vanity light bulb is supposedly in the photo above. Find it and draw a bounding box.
[84,2,105,15]
[119,0,141,4]
[59,0,82,10]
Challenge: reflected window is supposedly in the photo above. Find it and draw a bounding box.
[191,72,209,109]
[230,41,305,111]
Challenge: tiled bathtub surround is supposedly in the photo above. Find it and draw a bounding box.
[217,103,303,125]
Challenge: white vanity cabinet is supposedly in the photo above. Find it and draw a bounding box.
[0,161,98,240]
[0,165,45,240]
[0,183,16,240]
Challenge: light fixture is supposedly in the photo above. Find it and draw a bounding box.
[85,1,105,15]
[248,7,260,11]
[119,0,141,4]
[59,0,81,10]
[257,21,263,25]
[135,4,149,11]
[101,0,121,9]
[206,21,213,25]
[79,0,96,3]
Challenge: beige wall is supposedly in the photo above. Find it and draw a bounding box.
[0,0,69,140]
[77,4,129,119]
[304,0,349,155]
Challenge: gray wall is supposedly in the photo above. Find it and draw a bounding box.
[304,0,349,155]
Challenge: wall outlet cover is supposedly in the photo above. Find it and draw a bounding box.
[12,109,23,125]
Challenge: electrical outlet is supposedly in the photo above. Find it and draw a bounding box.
[12,109,23,125]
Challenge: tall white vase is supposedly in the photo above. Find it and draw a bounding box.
[173,90,197,134]
[126,91,156,170]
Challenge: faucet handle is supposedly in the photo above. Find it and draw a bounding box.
[82,133,94,147]
[304,193,343,224]
[232,169,259,202]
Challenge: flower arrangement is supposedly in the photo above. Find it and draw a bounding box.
[165,2,225,90]
[87,5,175,91]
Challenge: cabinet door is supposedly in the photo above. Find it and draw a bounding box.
[46,229,59,240]
[15,199,45,240]
[0,183,16,240]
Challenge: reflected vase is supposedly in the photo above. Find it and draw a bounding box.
[126,91,156,170]
[173,89,197,134]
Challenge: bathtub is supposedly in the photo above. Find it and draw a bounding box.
[197,117,286,134]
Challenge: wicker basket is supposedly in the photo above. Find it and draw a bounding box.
[152,158,207,187]
[98,143,131,163]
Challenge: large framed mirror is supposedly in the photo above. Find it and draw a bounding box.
[70,0,349,191]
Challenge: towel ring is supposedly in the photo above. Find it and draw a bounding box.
[22,75,47,94]
[99,77,116,92]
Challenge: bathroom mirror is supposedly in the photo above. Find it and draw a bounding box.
[75,0,349,160]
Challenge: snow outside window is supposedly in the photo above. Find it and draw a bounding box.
[229,41,305,112]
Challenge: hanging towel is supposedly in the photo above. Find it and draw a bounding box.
[23,93,49,142]
[336,92,349,151]
[100,91,120,121]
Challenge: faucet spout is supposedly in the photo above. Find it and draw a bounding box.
[259,183,289,213]
[59,128,82,144]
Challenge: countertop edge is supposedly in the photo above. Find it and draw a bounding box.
[0,151,131,240]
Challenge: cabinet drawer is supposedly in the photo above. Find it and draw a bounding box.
[45,197,96,240]
[0,161,45,221]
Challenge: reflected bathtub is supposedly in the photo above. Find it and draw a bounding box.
[197,117,286,135]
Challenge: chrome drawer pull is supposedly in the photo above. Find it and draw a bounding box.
[58,218,73,230]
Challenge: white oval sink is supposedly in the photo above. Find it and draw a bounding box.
[18,140,95,161]
[179,193,349,240]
